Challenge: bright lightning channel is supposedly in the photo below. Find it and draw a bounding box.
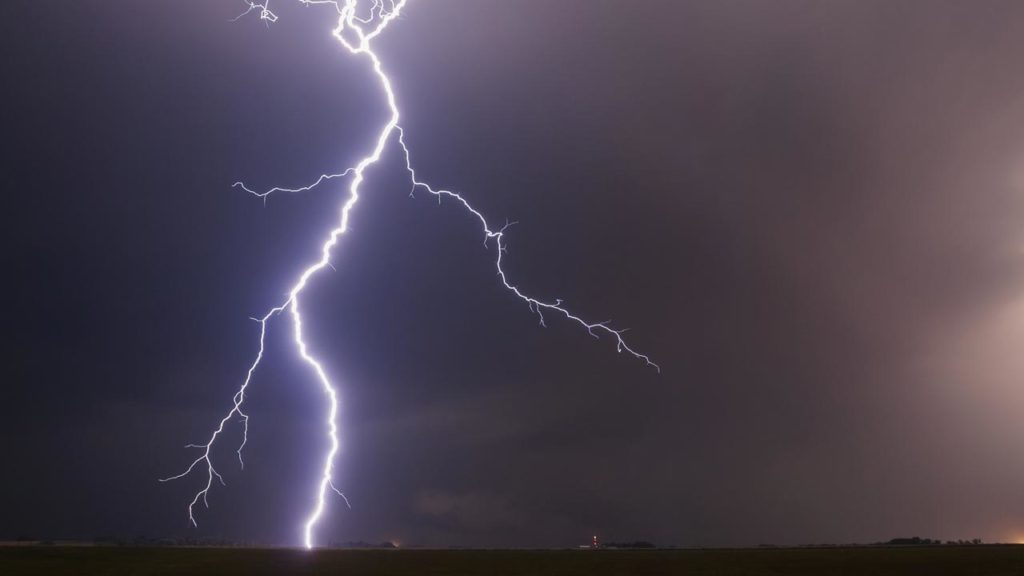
[162,0,659,550]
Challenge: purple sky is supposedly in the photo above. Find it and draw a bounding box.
[5,0,1024,547]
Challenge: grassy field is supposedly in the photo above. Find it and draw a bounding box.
[3,545,1024,575]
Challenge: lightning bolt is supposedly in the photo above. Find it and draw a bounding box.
[162,0,659,549]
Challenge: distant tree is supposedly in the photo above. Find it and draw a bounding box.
[884,537,944,546]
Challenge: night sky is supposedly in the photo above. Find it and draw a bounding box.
[6,0,1024,548]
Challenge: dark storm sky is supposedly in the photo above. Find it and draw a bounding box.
[6,0,1024,547]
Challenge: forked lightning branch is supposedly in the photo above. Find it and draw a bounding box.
[161,0,658,549]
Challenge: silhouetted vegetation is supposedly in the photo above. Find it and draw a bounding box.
[880,537,983,546]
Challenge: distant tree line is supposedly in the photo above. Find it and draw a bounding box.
[881,537,983,546]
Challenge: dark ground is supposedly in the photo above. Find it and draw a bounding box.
[3,545,1024,576]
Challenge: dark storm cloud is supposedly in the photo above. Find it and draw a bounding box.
[5,0,1024,547]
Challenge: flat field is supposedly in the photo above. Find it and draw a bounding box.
[3,545,1024,575]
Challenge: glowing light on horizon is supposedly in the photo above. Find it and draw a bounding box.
[162,0,658,549]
